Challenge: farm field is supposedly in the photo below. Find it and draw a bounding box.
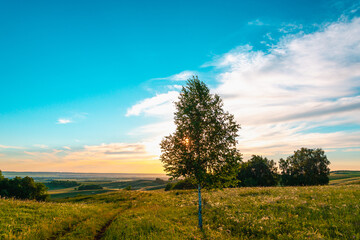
[329,171,360,185]
[46,179,167,199]
[1,185,359,239]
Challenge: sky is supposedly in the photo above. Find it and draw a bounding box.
[0,0,359,173]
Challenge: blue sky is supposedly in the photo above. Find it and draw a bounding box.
[0,0,359,172]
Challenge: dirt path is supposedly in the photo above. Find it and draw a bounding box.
[94,212,119,240]
[47,217,90,240]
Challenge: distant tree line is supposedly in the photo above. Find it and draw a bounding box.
[78,184,103,190]
[165,147,330,190]
[47,180,79,188]
[0,170,49,201]
[237,148,330,186]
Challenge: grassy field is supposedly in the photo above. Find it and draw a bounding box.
[1,184,359,240]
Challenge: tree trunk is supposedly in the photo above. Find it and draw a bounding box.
[198,184,203,230]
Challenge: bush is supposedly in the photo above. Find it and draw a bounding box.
[124,185,132,190]
[78,184,103,190]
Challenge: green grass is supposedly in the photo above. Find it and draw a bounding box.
[0,198,118,239]
[1,185,360,239]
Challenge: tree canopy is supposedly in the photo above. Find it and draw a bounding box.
[237,155,278,187]
[279,148,330,186]
[160,77,242,188]
[0,170,49,201]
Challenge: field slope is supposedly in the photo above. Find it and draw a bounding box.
[1,185,359,239]
[329,171,360,185]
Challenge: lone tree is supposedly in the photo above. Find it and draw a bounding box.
[160,76,242,229]
[279,148,330,186]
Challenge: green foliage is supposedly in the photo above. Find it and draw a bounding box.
[165,178,197,191]
[0,171,49,201]
[237,155,278,187]
[47,180,79,188]
[124,185,132,190]
[279,148,330,186]
[154,178,166,184]
[160,77,242,188]
[78,184,103,190]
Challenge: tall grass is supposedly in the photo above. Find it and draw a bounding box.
[104,186,360,239]
[0,198,117,240]
[1,185,359,239]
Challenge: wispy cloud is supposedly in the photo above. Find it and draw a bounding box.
[0,144,24,149]
[248,19,267,26]
[343,148,360,152]
[152,71,197,81]
[56,112,87,125]
[126,91,179,117]
[57,118,72,124]
[33,144,48,149]
[278,23,303,33]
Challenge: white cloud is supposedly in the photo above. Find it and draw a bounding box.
[63,146,71,150]
[212,17,360,157]
[127,17,360,166]
[126,91,179,117]
[57,118,72,124]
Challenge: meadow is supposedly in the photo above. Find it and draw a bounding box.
[1,179,359,239]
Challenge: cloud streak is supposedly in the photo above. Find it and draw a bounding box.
[57,118,72,124]
[152,71,197,81]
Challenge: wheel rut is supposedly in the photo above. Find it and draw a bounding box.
[47,217,89,240]
[94,211,120,240]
